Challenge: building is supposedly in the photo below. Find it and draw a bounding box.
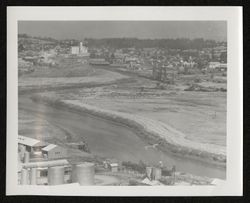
[89,58,109,65]
[216,63,227,72]
[208,62,227,72]
[70,42,89,56]
[42,144,68,159]
[79,42,88,55]
[18,135,47,154]
[71,46,80,55]
[208,62,221,69]
[109,163,119,172]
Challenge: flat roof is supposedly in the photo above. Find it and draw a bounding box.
[18,135,46,147]
[42,144,57,152]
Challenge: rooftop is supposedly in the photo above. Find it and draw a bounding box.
[42,144,57,152]
[18,135,47,147]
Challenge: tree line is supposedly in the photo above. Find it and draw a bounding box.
[86,38,226,50]
[18,34,226,50]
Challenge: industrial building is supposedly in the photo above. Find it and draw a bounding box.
[18,135,47,154]
[18,135,67,160]
[19,159,95,186]
[42,144,68,159]
[70,41,89,56]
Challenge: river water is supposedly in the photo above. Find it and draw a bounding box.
[19,95,226,179]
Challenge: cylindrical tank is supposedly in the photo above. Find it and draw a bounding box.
[21,168,29,185]
[48,166,65,185]
[71,164,78,183]
[24,151,30,163]
[19,145,26,162]
[18,153,21,163]
[76,162,95,186]
[153,167,162,180]
[146,166,153,180]
[30,168,37,185]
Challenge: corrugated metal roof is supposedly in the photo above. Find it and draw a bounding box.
[42,144,57,152]
[18,135,42,147]
[110,163,119,167]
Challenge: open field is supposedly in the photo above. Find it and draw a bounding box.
[52,76,226,147]
[84,91,226,146]
[19,60,128,92]
[22,57,105,78]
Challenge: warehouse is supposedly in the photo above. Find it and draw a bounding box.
[18,135,47,153]
[42,144,68,159]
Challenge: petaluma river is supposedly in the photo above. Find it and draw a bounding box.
[19,95,226,179]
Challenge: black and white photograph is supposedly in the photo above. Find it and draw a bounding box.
[6,7,242,196]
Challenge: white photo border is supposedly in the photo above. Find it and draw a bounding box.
[7,6,243,196]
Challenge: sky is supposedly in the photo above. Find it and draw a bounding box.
[18,21,227,41]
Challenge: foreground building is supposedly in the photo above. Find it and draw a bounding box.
[42,144,68,159]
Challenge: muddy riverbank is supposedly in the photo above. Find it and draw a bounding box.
[30,94,226,168]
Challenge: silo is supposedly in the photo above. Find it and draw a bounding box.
[30,168,37,185]
[71,164,78,183]
[24,151,30,163]
[76,162,95,185]
[19,145,26,162]
[21,168,29,185]
[48,166,65,185]
[146,166,153,180]
[153,167,162,180]
[18,153,21,163]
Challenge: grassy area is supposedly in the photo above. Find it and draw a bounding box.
[18,58,128,91]
[53,77,226,147]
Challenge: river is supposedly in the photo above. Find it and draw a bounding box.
[19,95,226,179]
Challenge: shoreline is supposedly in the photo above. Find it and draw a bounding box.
[31,94,226,169]
[18,77,134,94]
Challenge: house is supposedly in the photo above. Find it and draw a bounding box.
[208,62,221,69]
[216,63,227,72]
[42,144,67,159]
[208,62,227,72]
[104,159,119,172]
[109,163,119,173]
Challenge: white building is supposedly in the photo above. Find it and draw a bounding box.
[208,62,221,69]
[79,42,88,55]
[71,42,89,56]
[109,163,119,172]
[208,62,227,71]
[71,46,80,55]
